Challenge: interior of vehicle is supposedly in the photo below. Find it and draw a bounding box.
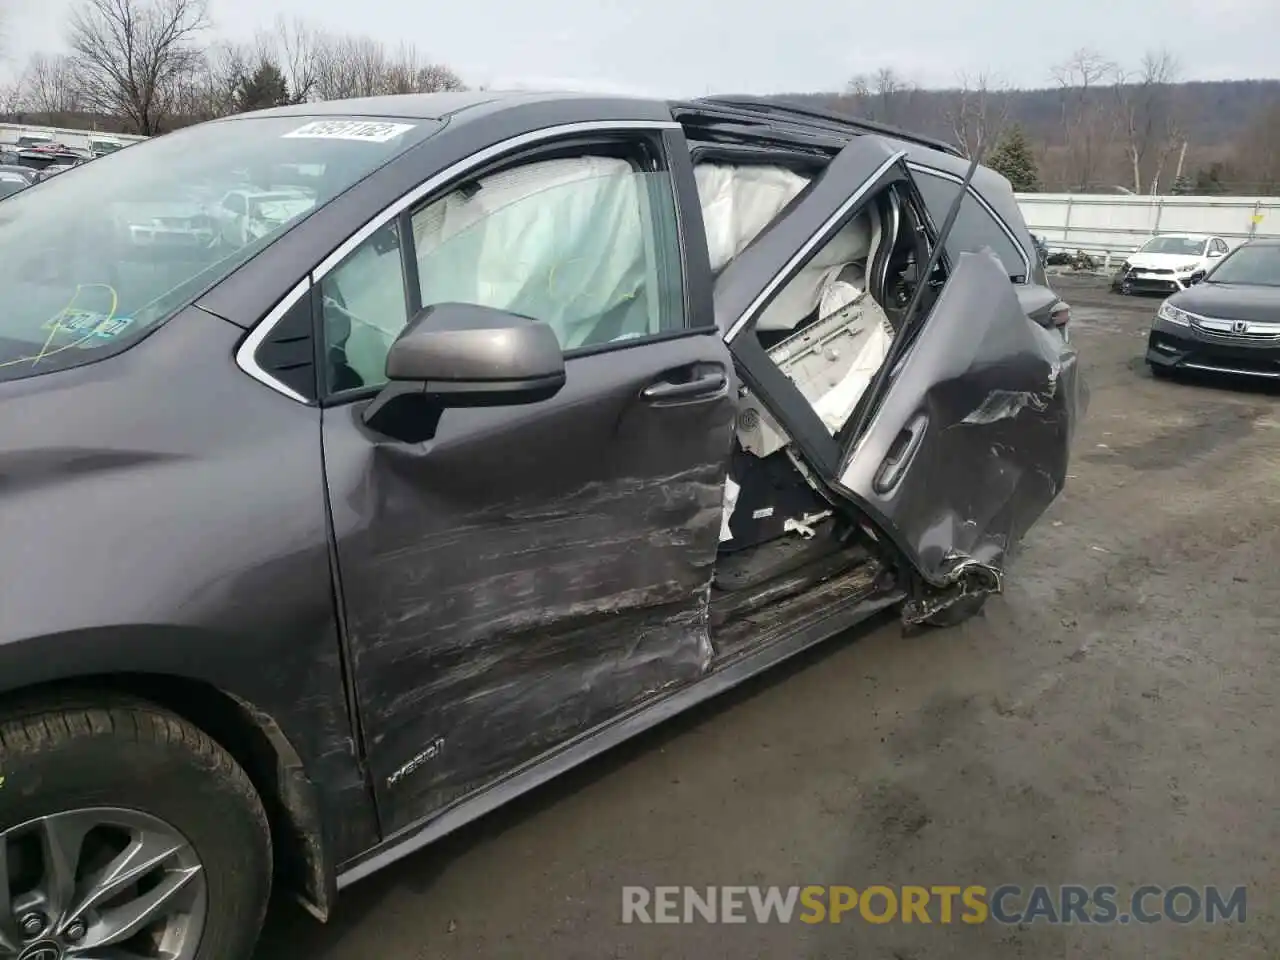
[691,158,935,651]
[318,149,937,658]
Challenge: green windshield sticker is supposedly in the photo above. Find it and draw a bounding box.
[283,120,416,143]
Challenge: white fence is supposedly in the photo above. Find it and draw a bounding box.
[1015,192,1280,264]
[0,122,148,153]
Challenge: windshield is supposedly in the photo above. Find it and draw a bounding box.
[1205,244,1280,286]
[0,115,438,383]
[1139,236,1207,256]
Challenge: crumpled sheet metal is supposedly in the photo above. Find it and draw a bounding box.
[839,251,1085,620]
[329,433,728,831]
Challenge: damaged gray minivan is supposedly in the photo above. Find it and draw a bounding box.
[0,91,1080,958]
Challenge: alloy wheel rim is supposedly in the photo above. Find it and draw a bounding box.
[0,807,206,959]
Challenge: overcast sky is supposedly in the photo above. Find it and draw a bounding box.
[3,0,1278,94]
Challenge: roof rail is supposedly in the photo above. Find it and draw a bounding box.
[695,94,966,158]
[671,104,848,154]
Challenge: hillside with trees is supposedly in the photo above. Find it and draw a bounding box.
[782,57,1280,195]
[1,0,1277,196]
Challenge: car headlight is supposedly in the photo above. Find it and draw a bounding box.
[1157,301,1191,326]
[1177,262,1201,272]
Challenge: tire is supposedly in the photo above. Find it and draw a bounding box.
[923,593,988,628]
[0,693,271,959]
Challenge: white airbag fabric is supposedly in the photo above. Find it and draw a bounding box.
[811,317,893,433]
[755,215,874,331]
[720,476,741,542]
[413,156,651,350]
[694,163,810,273]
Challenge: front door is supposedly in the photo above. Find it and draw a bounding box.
[320,127,736,832]
[715,136,1081,617]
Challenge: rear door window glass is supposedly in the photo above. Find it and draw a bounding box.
[912,169,1029,282]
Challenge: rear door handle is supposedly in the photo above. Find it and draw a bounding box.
[641,371,727,403]
[873,412,928,495]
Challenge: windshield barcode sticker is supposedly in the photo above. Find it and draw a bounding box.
[41,310,134,339]
[283,120,416,143]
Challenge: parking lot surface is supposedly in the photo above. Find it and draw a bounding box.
[257,276,1278,959]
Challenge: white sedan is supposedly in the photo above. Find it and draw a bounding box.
[1116,232,1231,295]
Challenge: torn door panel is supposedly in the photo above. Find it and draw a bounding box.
[321,341,736,832]
[837,251,1084,592]
[337,452,723,830]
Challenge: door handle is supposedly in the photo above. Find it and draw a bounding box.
[873,413,928,495]
[641,371,727,403]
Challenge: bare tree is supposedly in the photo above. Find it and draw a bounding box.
[263,17,321,104]
[1114,49,1183,194]
[844,67,917,126]
[1235,101,1280,195]
[943,70,1010,159]
[171,40,251,121]
[67,0,210,134]
[20,53,84,115]
[1051,48,1119,190]
[0,78,21,115]
[310,33,465,100]
[380,43,423,95]
[415,62,465,92]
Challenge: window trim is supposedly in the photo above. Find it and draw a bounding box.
[236,277,314,402]
[907,163,1032,282]
[237,118,681,404]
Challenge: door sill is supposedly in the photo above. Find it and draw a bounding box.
[334,581,903,889]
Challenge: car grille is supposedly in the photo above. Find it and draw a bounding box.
[1190,315,1280,342]
[1139,268,1174,275]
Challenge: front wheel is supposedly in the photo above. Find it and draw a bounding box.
[0,694,272,959]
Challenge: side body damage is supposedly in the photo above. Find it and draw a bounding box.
[322,332,738,832]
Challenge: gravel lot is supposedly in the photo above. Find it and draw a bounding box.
[258,276,1279,959]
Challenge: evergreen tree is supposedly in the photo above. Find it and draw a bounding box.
[1171,173,1194,195]
[1192,163,1228,195]
[986,125,1039,192]
[235,62,291,114]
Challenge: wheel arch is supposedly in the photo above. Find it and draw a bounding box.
[0,670,336,920]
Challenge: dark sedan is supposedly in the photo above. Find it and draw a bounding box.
[1146,239,1280,380]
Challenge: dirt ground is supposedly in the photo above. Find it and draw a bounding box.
[256,276,1279,959]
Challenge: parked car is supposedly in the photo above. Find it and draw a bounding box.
[0,171,30,200]
[14,143,91,173]
[0,92,1081,958]
[212,185,317,248]
[0,164,39,181]
[1030,232,1050,266]
[33,163,79,181]
[88,136,125,157]
[1146,238,1280,380]
[1113,232,1230,295]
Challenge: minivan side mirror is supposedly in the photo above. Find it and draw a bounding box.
[363,302,566,442]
